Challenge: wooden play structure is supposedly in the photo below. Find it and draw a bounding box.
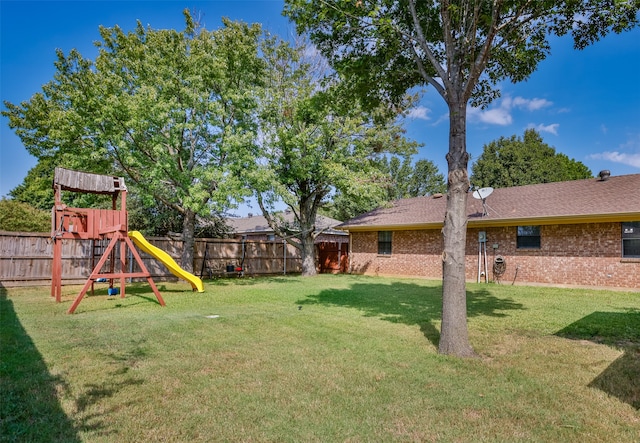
[51,167,165,313]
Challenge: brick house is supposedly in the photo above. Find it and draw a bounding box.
[337,173,640,289]
[227,211,349,273]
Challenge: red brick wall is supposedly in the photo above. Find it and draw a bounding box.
[348,222,639,289]
[350,230,443,277]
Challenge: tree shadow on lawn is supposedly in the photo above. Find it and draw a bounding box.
[67,284,177,313]
[1,285,150,439]
[72,378,145,438]
[297,281,525,348]
[204,275,299,287]
[556,310,640,409]
[92,283,195,295]
[0,286,81,442]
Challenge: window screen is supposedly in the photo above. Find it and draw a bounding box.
[622,222,640,258]
[517,226,541,249]
[378,231,392,255]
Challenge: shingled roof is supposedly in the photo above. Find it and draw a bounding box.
[339,173,640,231]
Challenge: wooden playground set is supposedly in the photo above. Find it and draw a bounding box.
[51,167,203,314]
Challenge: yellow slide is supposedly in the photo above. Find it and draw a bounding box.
[128,231,204,293]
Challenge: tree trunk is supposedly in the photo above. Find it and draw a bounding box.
[438,101,476,357]
[299,195,318,277]
[300,232,317,276]
[181,209,195,273]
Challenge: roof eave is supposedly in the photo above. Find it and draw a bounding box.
[338,212,639,232]
[469,212,640,227]
[337,222,443,232]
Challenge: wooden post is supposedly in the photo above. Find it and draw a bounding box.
[51,167,166,313]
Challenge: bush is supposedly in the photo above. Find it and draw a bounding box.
[0,198,50,232]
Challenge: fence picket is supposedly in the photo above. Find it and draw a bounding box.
[0,232,303,287]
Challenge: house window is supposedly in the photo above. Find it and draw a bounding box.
[517,226,540,249]
[622,222,640,258]
[378,231,392,255]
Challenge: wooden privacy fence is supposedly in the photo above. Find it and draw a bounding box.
[0,231,303,287]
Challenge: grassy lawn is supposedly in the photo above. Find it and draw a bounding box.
[1,275,639,442]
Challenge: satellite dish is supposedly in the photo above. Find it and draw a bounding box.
[472,187,494,200]
[472,187,494,217]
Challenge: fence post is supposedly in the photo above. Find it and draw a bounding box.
[283,239,286,275]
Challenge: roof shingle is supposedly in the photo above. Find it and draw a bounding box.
[339,173,640,230]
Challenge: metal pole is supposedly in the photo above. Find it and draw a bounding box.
[477,241,481,283]
[283,239,286,275]
[483,242,489,283]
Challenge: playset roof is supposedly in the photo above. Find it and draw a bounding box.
[53,167,126,195]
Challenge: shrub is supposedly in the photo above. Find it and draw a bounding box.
[0,198,50,232]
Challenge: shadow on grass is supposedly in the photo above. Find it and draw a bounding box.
[88,283,192,296]
[298,281,525,348]
[2,286,150,439]
[73,283,191,312]
[72,378,145,437]
[0,286,81,442]
[556,310,640,409]
[203,275,299,286]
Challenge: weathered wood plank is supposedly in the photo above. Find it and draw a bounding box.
[53,167,126,194]
[0,232,305,287]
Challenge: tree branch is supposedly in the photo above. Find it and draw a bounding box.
[406,0,449,94]
[256,193,302,249]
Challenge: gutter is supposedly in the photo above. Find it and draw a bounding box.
[337,211,640,232]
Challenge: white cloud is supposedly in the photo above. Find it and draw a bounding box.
[511,96,552,111]
[468,106,512,125]
[433,112,449,126]
[588,134,640,168]
[618,133,640,151]
[527,123,560,135]
[525,98,553,111]
[468,95,552,126]
[406,106,431,120]
[589,151,640,168]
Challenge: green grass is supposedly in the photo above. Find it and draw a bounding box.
[1,275,639,442]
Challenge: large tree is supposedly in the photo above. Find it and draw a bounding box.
[9,156,230,237]
[9,157,70,211]
[471,129,592,188]
[284,0,639,356]
[327,157,446,220]
[9,155,116,211]
[253,41,418,276]
[382,157,447,200]
[3,11,266,272]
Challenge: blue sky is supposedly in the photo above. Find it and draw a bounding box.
[2,1,639,215]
